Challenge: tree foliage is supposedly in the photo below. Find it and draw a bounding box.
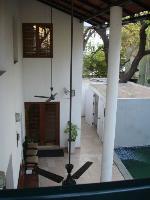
[83,15,150,82]
[83,27,108,78]
[83,48,107,78]
[120,23,140,65]
[120,21,150,82]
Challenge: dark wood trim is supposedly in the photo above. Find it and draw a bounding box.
[38,0,100,26]
[39,104,45,145]
[101,0,134,17]
[83,0,131,22]
[60,0,108,23]
[38,0,149,27]
[56,102,60,145]
[131,0,149,10]
[38,0,82,19]
[18,163,39,189]
[24,175,39,188]
[24,103,29,140]
[17,164,25,189]
[75,0,110,22]
[25,102,59,105]
[76,0,105,11]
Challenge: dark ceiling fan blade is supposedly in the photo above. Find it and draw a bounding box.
[35,167,64,183]
[46,96,52,102]
[72,161,93,179]
[53,92,58,97]
[48,92,58,101]
[34,95,49,98]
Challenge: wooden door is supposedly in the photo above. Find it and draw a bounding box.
[25,103,40,143]
[45,103,60,145]
[25,102,60,145]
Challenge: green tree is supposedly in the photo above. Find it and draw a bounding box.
[120,21,150,82]
[83,14,150,82]
[83,44,107,78]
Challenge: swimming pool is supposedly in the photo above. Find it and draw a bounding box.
[115,146,150,179]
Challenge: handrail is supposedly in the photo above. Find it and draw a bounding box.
[0,178,150,199]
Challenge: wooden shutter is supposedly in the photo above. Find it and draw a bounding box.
[23,23,53,58]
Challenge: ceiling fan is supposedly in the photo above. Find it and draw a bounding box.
[34,161,93,185]
[34,2,93,186]
[34,8,57,102]
[34,87,57,102]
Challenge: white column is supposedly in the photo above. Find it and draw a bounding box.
[100,6,122,182]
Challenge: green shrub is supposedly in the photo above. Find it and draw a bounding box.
[64,121,79,142]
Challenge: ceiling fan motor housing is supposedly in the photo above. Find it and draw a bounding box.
[62,164,76,186]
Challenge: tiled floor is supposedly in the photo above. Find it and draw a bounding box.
[39,118,124,187]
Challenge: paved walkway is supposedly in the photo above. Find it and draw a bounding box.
[39,118,124,187]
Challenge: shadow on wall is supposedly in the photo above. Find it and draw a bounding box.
[6,154,14,189]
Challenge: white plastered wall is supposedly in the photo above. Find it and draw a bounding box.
[21,0,83,147]
[0,0,83,188]
[0,0,24,188]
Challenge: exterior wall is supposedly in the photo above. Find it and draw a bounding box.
[85,88,94,126]
[81,80,90,117]
[21,0,83,147]
[84,86,106,142]
[84,83,150,147]
[97,95,105,141]
[0,0,24,188]
[115,99,150,147]
[0,0,83,187]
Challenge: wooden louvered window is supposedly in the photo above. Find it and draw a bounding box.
[22,23,53,58]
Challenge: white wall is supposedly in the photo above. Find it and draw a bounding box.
[81,79,90,117]
[115,99,150,147]
[21,0,83,147]
[0,0,24,188]
[84,83,150,147]
[85,88,94,126]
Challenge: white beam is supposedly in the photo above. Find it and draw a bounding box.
[100,6,122,182]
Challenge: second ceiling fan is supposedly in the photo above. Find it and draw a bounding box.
[34,8,57,102]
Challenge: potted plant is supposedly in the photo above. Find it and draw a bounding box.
[64,121,79,153]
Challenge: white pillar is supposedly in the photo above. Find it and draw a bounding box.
[100,6,122,182]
